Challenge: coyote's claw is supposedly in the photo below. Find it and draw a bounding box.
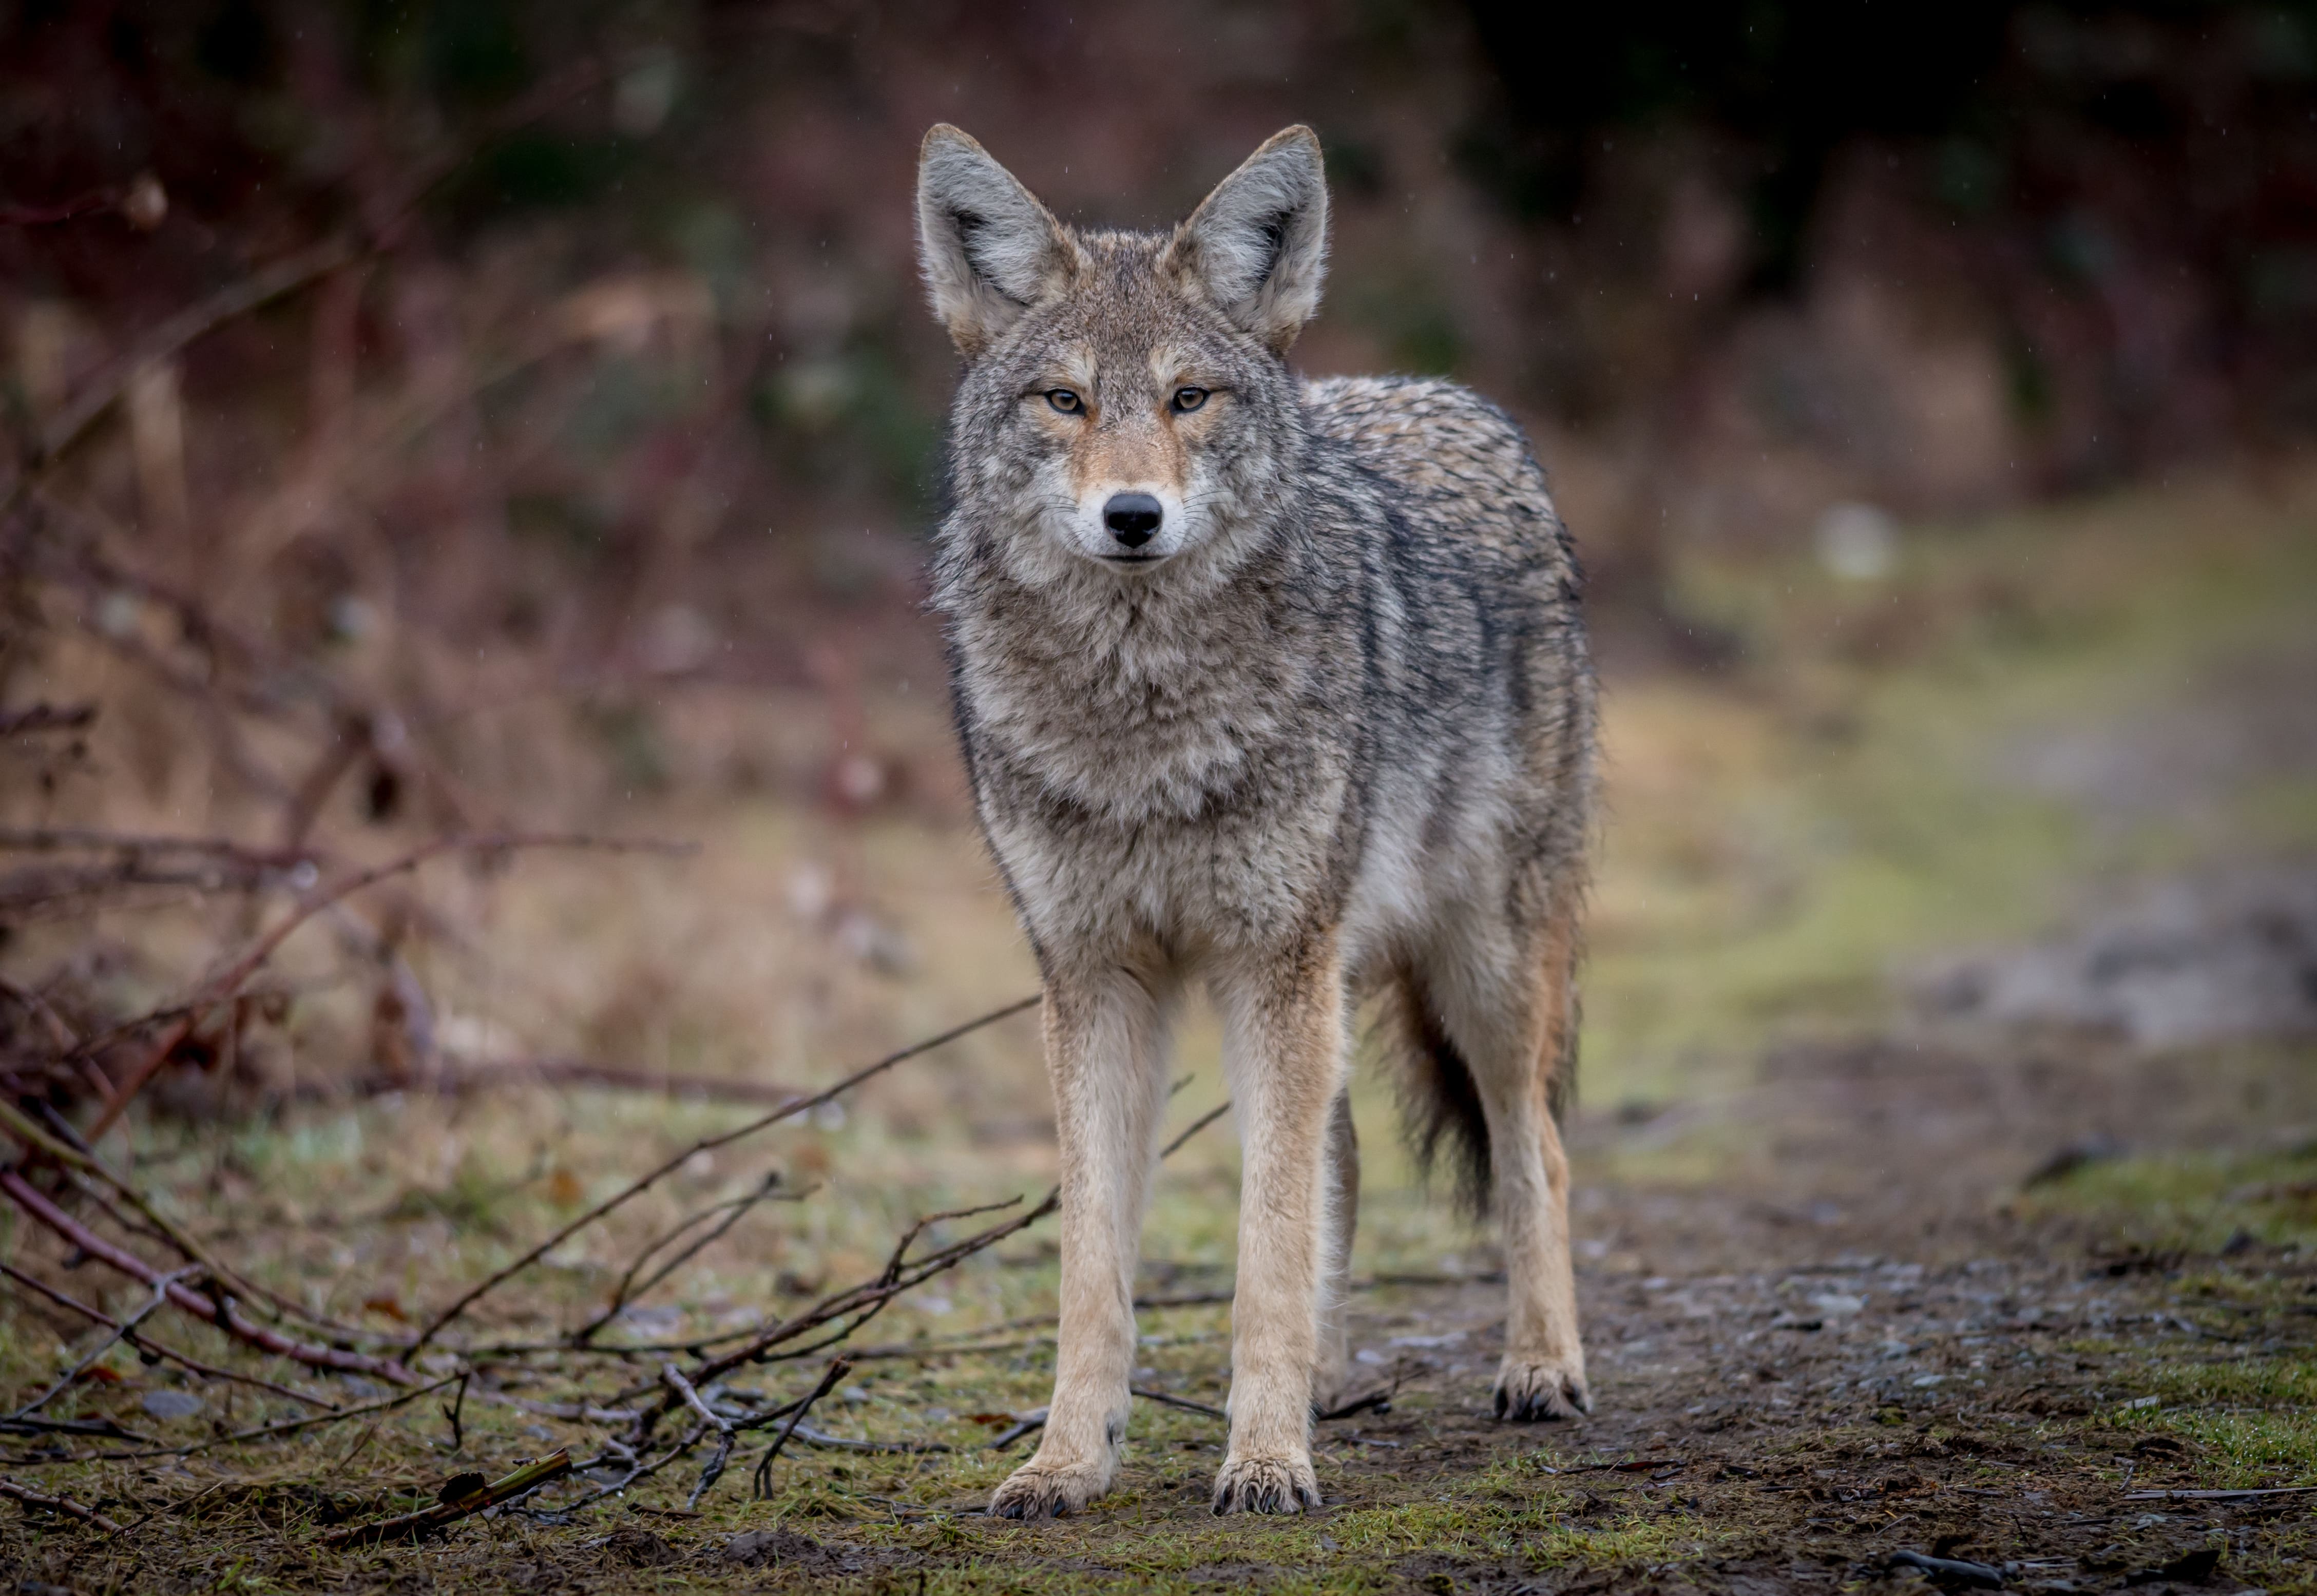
[1211,1452,1322,1515]
[990,1458,1112,1522]
[1493,1358,1592,1421]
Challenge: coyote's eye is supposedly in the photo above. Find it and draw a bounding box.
[1045,389,1084,415]
[1171,386,1209,413]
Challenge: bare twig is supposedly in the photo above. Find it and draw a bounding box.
[442,1372,470,1453]
[0,1100,407,1350]
[84,830,694,1139]
[1160,1099,1233,1159]
[573,1172,793,1345]
[1132,1387,1226,1419]
[411,993,1039,1354]
[9,1267,196,1420]
[0,1260,336,1411]
[0,1478,123,1533]
[321,1449,572,1549]
[675,1191,1059,1396]
[544,1425,712,1517]
[16,237,361,492]
[752,1358,850,1499]
[439,1056,815,1106]
[988,1409,1048,1450]
[0,1169,416,1384]
[3,1374,461,1468]
[661,1366,734,1511]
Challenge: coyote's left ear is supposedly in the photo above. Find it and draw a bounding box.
[1167,126,1329,354]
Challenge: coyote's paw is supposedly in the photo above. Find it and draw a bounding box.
[1493,1356,1592,1421]
[1211,1451,1321,1515]
[990,1457,1113,1522]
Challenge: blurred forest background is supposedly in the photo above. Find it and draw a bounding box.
[3,2,2316,1584]
[1,0,2313,1171]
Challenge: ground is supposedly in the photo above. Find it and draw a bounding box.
[3,472,2314,1592]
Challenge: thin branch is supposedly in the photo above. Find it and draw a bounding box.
[1133,1387,1225,1419]
[321,1448,572,1549]
[1160,1099,1233,1160]
[9,1268,196,1420]
[0,1478,122,1533]
[412,993,1040,1354]
[2,1374,461,1468]
[0,1100,407,1350]
[661,1366,734,1511]
[576,1173,793,1345]
[0,1261,336,1411]
[543,1424,708,1517]
[752,1358,850,1500]
[0,1170,416,1385]
[18,237,361,488]
[84,830,694,1139]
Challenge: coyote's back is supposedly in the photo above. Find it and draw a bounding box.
[914,123,1596,1522]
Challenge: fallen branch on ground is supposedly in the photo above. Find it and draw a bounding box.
[1,1374,462,1469]
[0,1261,332,1410]
[9,1268,195,1421]
[752,1358,849,1499]
[0,1478,123,1533]
[321,1448,572,1549]
[411,992,1039,1354]
[85,831,696,1141]
[0,1169,417,1385]
[574,1172,795,1347]
[433,1056,815,1106]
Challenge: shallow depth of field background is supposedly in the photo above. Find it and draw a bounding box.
[2,3,2315,1588]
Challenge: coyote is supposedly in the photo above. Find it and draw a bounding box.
[916,124,1595,1519]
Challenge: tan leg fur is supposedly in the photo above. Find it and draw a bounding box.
[1476,908,1588,1420]
[1209,935,1347,1514]
[989,968,1176,1520]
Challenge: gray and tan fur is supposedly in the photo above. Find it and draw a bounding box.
[916,124,1596,1520]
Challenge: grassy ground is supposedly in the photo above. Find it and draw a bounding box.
[4,469,2315,1592]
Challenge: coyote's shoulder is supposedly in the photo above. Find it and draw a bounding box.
[1304,373,1578,573]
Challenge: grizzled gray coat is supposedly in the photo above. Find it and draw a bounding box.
[916,124,1596,1522]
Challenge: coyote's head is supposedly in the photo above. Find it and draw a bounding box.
[917,125,1328,581]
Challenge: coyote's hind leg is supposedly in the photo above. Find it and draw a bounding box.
[1312,1086,1359,1411]
[1429,906,1590,1422]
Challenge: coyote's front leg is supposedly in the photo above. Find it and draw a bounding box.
[1211,936,1346,1515]
[989,971,1172,1521]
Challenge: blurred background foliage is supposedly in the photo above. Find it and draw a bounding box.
[6,0,2313,668]
[0,0,2312,1106]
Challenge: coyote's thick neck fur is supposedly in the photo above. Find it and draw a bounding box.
[917,125,1596,1522]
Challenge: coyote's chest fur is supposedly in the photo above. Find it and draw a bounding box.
[949,529,1355,954]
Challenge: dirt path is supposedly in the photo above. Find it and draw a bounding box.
[304,1028,2303,1596]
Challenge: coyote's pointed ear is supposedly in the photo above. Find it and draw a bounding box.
[916,126,1077,358]
[1166,126,1329,354]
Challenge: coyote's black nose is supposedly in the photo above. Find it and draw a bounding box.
[1103,493,1163,548]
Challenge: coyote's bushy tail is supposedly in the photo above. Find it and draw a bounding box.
[1385,961,1578,1223]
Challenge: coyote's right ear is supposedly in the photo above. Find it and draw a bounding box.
[916,126,1077,358]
